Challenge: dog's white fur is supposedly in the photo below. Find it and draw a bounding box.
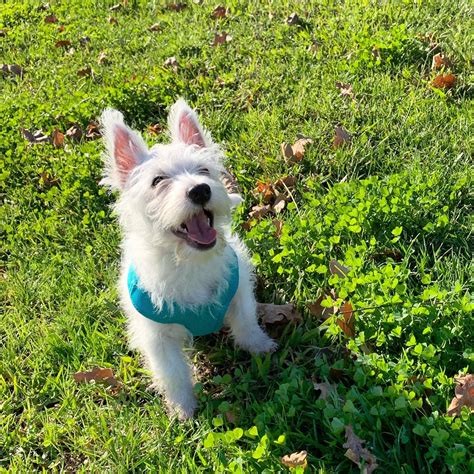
[101,99,276,419]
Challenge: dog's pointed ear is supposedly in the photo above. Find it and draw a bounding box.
[100,109,149,189]
[168,99,212,147]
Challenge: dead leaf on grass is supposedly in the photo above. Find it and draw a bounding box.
[21,128,51,144]
[147,123,164,136]
[307,293,335,320]
[273,219,283,238]
[109,3,122,11]
[281,450,308,469]
[335,81,354,99]
[286,13,300,26]
[97,51,109,65]
[108,16,118,25]
[333,125,351,148]
[73,367,120,387]
[257,302,302,325]
[329,259,350,278]
[281,136,313,162]
[248,204,272,220]
[447,374,474,417]
[338,301,355,338]
[55,39,72,48]
[163,56,179,73]
[39,171,61,188]
[1,64,25,78]
[255,181,275,203]
[85,121,101,140]
[431,53,452,70]
[273,195,286,214]
[432,73,457,90]
[44,14,58,23]
[66,124,83,141]
[168,2,187,11]
[313,381,338,400]
[343,425,378,473]
[77,66,92,77]
[274,175,297,189]
[212,32,232,46]
[52,128,64,148]
[211,6,227,19]
[149,23,162,32]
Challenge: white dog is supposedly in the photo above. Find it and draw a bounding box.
[101,99,276,419]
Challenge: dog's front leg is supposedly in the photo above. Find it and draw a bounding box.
[130,320,196,420]
[225,276,277,354]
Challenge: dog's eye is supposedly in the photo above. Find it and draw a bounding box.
[152,176,166,186]
[198,168,210,176]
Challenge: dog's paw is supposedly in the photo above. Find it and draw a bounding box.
[167,393,197,421]
[236,329,278,354]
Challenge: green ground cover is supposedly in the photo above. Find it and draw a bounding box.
[1,0,473,472]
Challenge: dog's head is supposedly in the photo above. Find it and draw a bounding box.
[101,99,239,254]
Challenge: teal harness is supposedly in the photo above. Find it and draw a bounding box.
[127,250,239,336]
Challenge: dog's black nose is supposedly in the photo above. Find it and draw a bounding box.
[187,183,211,205]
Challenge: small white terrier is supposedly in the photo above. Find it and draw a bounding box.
[101,99,276,419]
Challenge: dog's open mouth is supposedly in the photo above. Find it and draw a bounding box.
[172,209,217,250]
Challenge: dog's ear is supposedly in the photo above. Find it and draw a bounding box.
[168,99,212,147]
[100,109,149,189]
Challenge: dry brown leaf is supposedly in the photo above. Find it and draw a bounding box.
[212,32,232,46]
[2,64,25,78]
[333,126,351,148]
[335,81,354,99]
[110,3,122,11]
[313,381,337,400]
[447,374,474,417]
[273,195,286,214]
[211,6,227,19]
[149,23,162,32]
[273,219,283,238]
[281,137,313,162]
[257,302,302,325]
[225,411,236,423]
[432,73,457,90]
[163,56,179,73]
[55,39,72,48]
[0,29,7,37]
[44,14,58,23]
[307,293,335,320]
[52,128,64,148]
[168,2,187,11]
[281,450,308,469]
[286,13,300,26]
[21,128,51,144]
[79,36,91,46]
[255,181,275,203]
[274,175,297,189]
[57,25,65,32]
[108,16,118,25]
[147,123,164,136]
[248,204,272,220]
[329,259,350,278]
[77,66,92,77]
[73,367,119,387]
[343,425,378,473]
[39,171,61,188]
[337,301,355,338]
[85,122,101,140]
[97,51,109,65]
[66,124,83,141]
[431,53,452,70]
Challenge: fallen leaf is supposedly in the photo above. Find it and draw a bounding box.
[168,2,187,11]
[85,122,101,140]
[309,39,321,52]
[274,175,297,189]
[21,128,51,144]
[329,259,350,278]
[109,3,121,11]
[55,39,72,48]
[212,32,232,46]
[211,6,227,19]
[77,66,92,77]
[273,195,286,214]
[147,123,164,136]
[149,23,161,32]
[333,125,351,148]
[281,451,307,469]
[313,381,338,400]
[163,56,179,73]
[257,302,302,325]
[335,81,354,99]
[108,16,118,25]
[57,25,65,32]
[272,219,283,238]
[73,367,120,387]
[0,29,7,37]
[66,124,83,141]
[337,301,355,338]
[39,171,61,188]
[255,181,275,203]
[51,128,64,148]
[447,374,474,417]
[371,48,380,61]
[431,53,452,70]
[286,12,300,26]
[97,51,109,65]
[79,36,91,46]
[432,73,457,90]
[1,64,24,78]
[281,137,313,162]
[248,204,272,220]
[370,248,403,262]
[343,425,378,473]
[225,411,236,423]
[44,14,58,23]
[307,293,335,320]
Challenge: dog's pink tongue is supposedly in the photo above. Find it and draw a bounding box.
[186,211,217,244]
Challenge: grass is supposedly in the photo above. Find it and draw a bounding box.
[1,0,473,472]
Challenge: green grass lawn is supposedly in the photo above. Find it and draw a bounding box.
[1,0,473,472]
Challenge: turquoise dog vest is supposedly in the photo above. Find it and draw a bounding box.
[127,250,239,336]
